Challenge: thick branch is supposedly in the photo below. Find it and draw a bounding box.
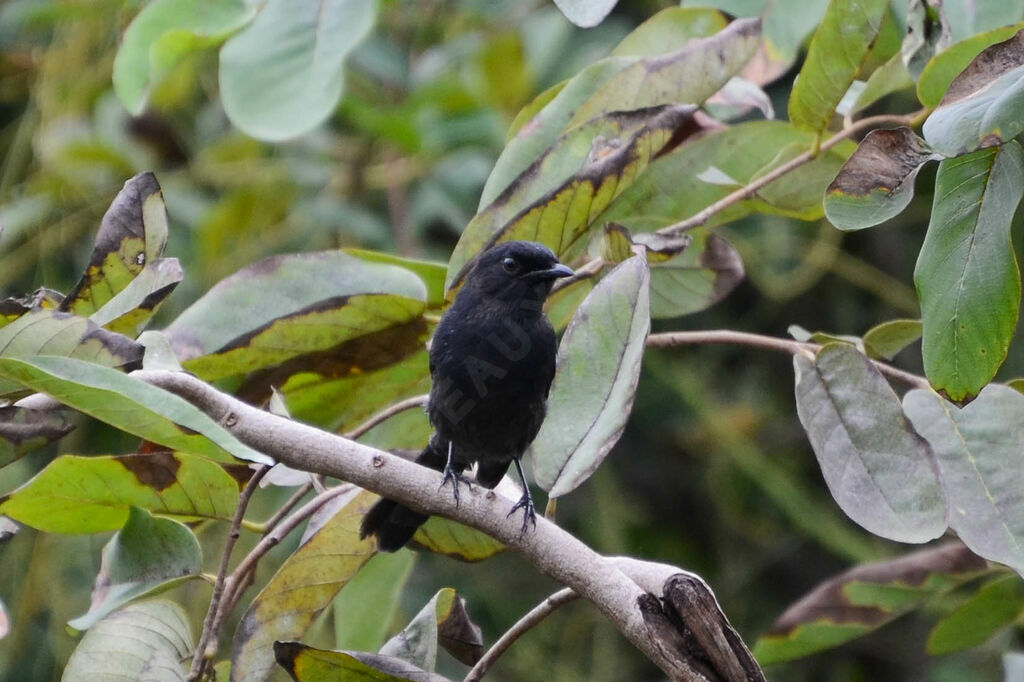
[647,330,930,389]
[132,369,713,681]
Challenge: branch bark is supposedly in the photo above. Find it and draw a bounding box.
[132,369,722,681]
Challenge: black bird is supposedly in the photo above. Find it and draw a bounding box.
[360,240,573,551]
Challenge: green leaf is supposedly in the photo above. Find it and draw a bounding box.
[904,385,1024,576]
[0,452,239,533]
[447,105,698,289]
[917,23,1024,108]
[68,507,202,631]
[219,0,377,141]
[273,642,448,682]
[0,356,271,464]
[480,18,759,209]
[902,0,953,80]
[232,488,377,681]
[610,7,728,57]
[944,0,1024,43]
[824,128,940,231]
[845,53,914,115]
[333,550,415,652]
[89,258,183,338]
[922,30,1024,155]
[553,0,617,28]
[914,143,1024,401]
[379,587,483,669]
[648,231,745,319]
[793,343,946,543]
[599,121,854,233]
[533,256,650,497]
[862,319,922,360]
[113,0,254,114]
[927,574,1024,655]
[0,310,143,397]
[61,173,169,318]
[754,543,987,663]
[788,0,890,133]
[63,600,193,681]
[165,251,427,382]
[411,514,506,563]
[0,405,73,468]
[567,17,761,128]
[344,249,447,309]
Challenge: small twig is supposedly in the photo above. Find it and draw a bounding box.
[464,588,579,682]
[647,330,930,389]
[553,257,604,293]
[216,484,355,625]
[657,111,925,236]
[345,394,429,440]
[188,464,271,681]
[260,482,313,534]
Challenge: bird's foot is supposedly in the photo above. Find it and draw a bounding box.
[438,465,473,507]
[507,490,537,538]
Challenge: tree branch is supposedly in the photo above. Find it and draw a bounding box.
[132,368,717,681]
[647,330,930,389]
[188,464,270,681]
[464,588,578,682]
[656,111,925,236]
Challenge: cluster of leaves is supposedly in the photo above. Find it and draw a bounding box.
[2,0,1024,680]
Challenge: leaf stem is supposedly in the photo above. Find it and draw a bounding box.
[188,464,271,681]
[464,588,578,682]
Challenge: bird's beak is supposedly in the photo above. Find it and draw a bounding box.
[531,263,574,280]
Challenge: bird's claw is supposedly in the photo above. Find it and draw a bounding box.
[438,466,473,507]
[507,492,537,538]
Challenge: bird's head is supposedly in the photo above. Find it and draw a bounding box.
[462,241,574,308]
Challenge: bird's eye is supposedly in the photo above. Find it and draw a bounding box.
[502,257,519,273]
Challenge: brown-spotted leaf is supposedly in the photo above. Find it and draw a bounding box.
[273,642,450,682]
[0,309,143,397]
[62,172,169,317]
[0,405,73,468]
[90,257,183,338]
[923,28,1024,155]
[0,288,64,330]
[754,543,988,663]
[446,106,695,290]
[0,452,239,533]
[825,128,941,231]
[166,251,427,382]
[232,488,378,681]
[379,587,483,669]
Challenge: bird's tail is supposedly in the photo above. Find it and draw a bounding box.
[359,442,447,552]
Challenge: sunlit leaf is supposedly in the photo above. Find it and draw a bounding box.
[788,0,889,133]
[904,385,1024,576]
[63,600,193,681]
[273,642,448,682]
[0,310,143,397]
[113,0,255,114]
[862,319,922,360]
[411,515,505,563]
[61,173,169,317]
[754,543,987,663]
[0,452,239,533]
[533,256,650,497]
[793,343,946,543]
[68,507,202,630]
[0,405,73,468]
[379,587,483,669]
[448,105,699,289]
[922,29,1024,155]
[219,0,377,141]
[927,574,1024,655]
[166,251,427,383]
[344,249,447,309]
[914,143,1024,401]
[824,127,940,231]
[232,488,377,681]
